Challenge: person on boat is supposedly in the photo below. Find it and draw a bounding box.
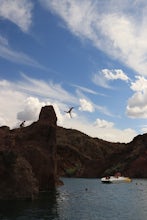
[114,172,121,178]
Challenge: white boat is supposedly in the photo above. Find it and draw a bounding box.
[101,173,132,184]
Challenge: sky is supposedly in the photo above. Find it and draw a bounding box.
[1,0,147,143]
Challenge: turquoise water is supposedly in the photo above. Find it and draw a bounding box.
[0,178,147,219]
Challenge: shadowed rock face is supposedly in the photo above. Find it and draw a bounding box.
[0,105,57,200]
[0,151,38,200]
[56,127,147,178]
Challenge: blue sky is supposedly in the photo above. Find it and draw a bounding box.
[1,0,147,143]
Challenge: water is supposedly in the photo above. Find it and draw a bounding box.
[0,178,147,220]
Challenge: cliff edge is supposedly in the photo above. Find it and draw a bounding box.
[0,105,57,200]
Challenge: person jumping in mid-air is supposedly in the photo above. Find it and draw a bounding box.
[64,107,74,118]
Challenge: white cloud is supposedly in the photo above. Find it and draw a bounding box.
[17,97,45,121]
[0,75,79,127]
[130,75,147,91]
[0,81,27,128]
[94,118,114,128]
[75,87,112,115]
[92,68,129,88]
[126,91,147,118]
[19,73,78,104]
[72,84,100,95]
[62,116,137,143]
[0,75,137,143]
[0,0,33,32]
[126,75,147,118]
[79,98,94,112]
[17,96,68,126]
[40,0,147,76]
[92,72,111,89]
[102,69,129,81]
[39,0,97,40]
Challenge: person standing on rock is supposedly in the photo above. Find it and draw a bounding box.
[20,121,25,128]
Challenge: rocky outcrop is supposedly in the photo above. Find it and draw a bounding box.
[0,105,57,200]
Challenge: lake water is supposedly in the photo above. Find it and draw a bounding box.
[0,178,147,220]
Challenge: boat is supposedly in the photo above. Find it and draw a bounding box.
[101,173,132,184]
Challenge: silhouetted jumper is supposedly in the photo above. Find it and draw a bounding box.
[64,107,74,118]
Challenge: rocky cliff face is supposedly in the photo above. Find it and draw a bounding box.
[0,105,57,200]
[124,134,147,177]
[56,126,147,178]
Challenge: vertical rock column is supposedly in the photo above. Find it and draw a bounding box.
[38,105,57,189]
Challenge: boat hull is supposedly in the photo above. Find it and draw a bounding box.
[101,176,132,184]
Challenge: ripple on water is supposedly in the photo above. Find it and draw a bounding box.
[57,178,147,220]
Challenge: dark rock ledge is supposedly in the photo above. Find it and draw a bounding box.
[0,106,58,200]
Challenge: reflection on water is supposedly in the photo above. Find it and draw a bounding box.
[0,178,147,220]
[0,190,59,220]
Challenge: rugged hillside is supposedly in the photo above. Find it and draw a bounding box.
[56,126,147,178]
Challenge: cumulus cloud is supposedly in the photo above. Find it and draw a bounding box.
[79,98,94,112]
[0,80,27,127]
[126,75,147,118]
[92,68,129,88]
[0,0,33,32]
[75,86,111,115]
[126,91,147,118]
[17,96,67,125]
[17,97,45,121]
[39,0,147,76]
[130,76,147,91]
[94,118,114,128]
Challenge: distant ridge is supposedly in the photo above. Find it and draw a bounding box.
[56,126,147,178]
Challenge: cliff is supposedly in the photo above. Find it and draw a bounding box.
[0,105,147,200]
[0,105,57,200]
[56,127,147,178]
